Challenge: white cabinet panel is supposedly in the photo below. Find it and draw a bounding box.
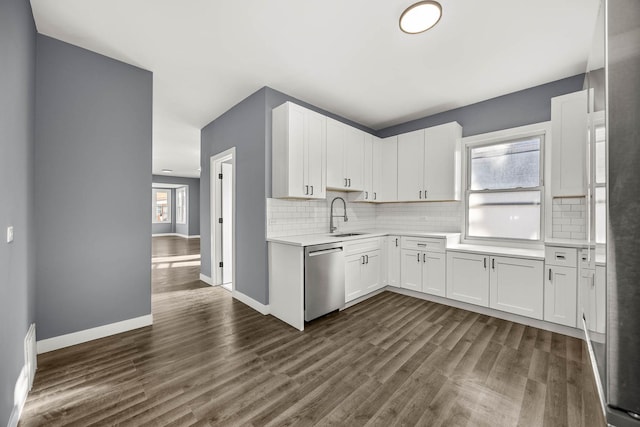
[489,256,543,320]
[387,236,401,288]
[423,251,446,297]
[401,249,422,292]
[344,127,365,191]
[326,118,345,189]
[363,251,382,293]
[345,247,382,303]
[544,265,577,327]
[345,253,365,302]
[595,265,606,334]
[551,90,588,197]
[272,102,326,199]
[579,267,596,330]
[326,119,365,191]
[446,252,489,306]
[378,136,398,202]
[424,122,462,201]
[397,130,425,201]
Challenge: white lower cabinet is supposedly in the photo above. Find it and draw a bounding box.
[544,265,577,327]
[446,252,490,306]
[401,249,423,292]
[387,236,401,288]
[595,265,606,334]
[345,238,383,303]
[489,256,543,320]
[423,252,446,297]
[400,237,446,296]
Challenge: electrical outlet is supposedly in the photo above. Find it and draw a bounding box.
[7,226,14,243]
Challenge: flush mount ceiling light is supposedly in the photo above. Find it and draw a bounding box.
[399,1,442,34]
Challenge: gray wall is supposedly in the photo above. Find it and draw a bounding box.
[152,175,200,236]
[0,0,36,423]
[35,35,153,340]
[376,74,585,138]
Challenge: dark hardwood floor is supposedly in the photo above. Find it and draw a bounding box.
[19,236,606,426]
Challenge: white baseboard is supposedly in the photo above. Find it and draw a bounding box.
[199,273,214,286]
[343,288,387,309]
[152,233,199,239]
[36,314,153,354]
[232,290,270,315]
[187,235,200,239]
[387,287,585,339]
[8,365,27,427]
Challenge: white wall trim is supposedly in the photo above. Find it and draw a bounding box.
[188,234,200,239]
[36,314,153,354]
[388,287,585,339]
[152,233,199,239]
[343,288,387,310]
[232,290,270,315]
[8,366,27,427]
[199,273,214,286]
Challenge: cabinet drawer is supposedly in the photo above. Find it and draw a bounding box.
[578,249,596,270]
[344,237,381,256]
[401,237,445,253]
[545,247,577,268]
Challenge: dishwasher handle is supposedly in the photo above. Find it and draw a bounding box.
[308,247,343,257]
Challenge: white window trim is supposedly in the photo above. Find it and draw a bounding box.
[176,186,188,225]
[152,188,172,224]
[461,121,552,248]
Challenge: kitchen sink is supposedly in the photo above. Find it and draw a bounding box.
[330,232,367,237]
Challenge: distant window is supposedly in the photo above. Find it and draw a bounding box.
[152,189,171,223]
[176,187,187,224]
[466,135,544,241]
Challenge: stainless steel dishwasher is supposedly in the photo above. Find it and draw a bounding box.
[304,242,345,322]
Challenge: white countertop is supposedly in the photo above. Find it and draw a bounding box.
[267,230,460,247]
[447,243,545,260]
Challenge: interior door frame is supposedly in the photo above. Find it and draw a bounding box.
[210,147,236,290]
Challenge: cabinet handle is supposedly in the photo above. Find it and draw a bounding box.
[549,268,552,282]
[395,238,398,247]
[556,254,566,260]
[591,274,595,288]
[417,243,426,247]
[423,253,426,263]
[424,190,428,199]
[419,190,422,199]
[417,253,420,263]
[492,258,495,270]
[374,192,377,200]
[366,254,369,264]
[305,185,309,195]
[484,258,487,269]
[362,255,365,265]
[344,178,348,187]
[348,178,351,187]
[310,185,314,195]
[365,191,368,199]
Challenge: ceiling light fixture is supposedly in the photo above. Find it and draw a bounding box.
[161,169,173,173]
[399,1,442,34]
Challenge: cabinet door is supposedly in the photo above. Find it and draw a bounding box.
[344,127,365,191]
[326,118,346,189]
[397,130,424,201]
[544,265,577,327]
[305,110,326,199]
[423,122,461,201]
[551,90,588,197]
[446,252,489,306]
[401,249,422,292]
[345,254,365,303]
[370,137,381,202]
[363,250,382,293]
[387,236,401,288]
[378,136,398,202]
[353,135,374,202]
[595,266,606,334]
[423,251,446,297]
[578,268,596,330]
[489,256,543,319]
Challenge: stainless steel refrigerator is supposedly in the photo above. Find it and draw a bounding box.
[603,0,640,425]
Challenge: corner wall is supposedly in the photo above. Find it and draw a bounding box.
[0,0,36,423]
[35,35,153,340]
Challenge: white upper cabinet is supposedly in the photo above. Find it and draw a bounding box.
[377,136,398,202]
[272,102,326,199]
[551,90,588,197]
[397,122,462,202]
[326,118,365,191]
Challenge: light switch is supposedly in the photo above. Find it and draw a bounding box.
[7,226,14,243]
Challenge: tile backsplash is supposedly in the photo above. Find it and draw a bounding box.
[551,197,587,240]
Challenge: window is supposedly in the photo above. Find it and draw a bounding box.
[152,189,171,223]
[593,124,606,244]
[466,135,544,241]
[176,187,187,224]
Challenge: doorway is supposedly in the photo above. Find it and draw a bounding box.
[210,148,235,292]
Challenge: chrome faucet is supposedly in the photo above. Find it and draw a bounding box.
[329,197,348,233]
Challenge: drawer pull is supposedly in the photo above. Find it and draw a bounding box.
[556,254,566,260]
[417,243,427,247]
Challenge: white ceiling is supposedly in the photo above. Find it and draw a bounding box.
[30,0,601,178]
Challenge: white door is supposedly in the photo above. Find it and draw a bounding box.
[304,110,326,199]
[446,252,489,306]
[221,163,233,285]
[387,236,401,288]
[489,256,543,320]
[544,265,577,327]
[397,129,424,201]
[326,118,345,189]
[363,250,382,293]
[423,122,461,201]
[345,254,364,302]
[344,127,365,190]
[401,249,422,292]
[423,251,446,297]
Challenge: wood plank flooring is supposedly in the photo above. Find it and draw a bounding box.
[19,236,606,426]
